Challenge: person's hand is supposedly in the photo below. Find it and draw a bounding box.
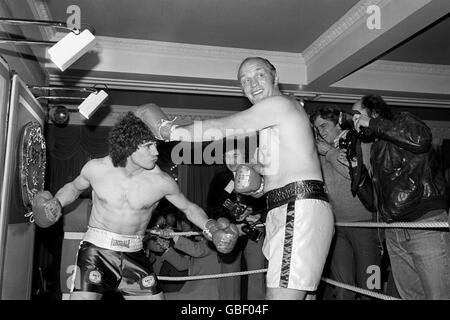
[245,213,261,224]
[352,113,371,133]
[316,140,333,156]
[134,103,174,141]
[146,238,165,253]
[32,191,62,228]
[156,237,171,251]
[203,218,239,254]
[158,227,175,239]
[333,130,349,148]
[234,164,263,194]
[234,206,253,222]
[236,223,246,236]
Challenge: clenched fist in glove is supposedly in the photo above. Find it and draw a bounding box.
[134,103,177,141]
[32,191,62,228]
[203,217,239,254]
[234,164,264,196]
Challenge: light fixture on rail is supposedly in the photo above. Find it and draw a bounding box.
[30,86,109,120]
[0,18,96,71]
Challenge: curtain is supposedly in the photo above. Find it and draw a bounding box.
[178,164,224,210]
[45,124,111,194]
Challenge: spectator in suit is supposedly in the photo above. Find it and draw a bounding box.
[206,148,267,300]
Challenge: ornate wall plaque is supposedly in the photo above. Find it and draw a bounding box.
[19,121,46,217]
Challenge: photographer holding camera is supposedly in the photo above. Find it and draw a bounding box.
[310,106,382,300]
[350,95,450,300]
[206,148,267,300]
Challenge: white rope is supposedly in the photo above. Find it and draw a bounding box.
[335,221,449,229]
[320,277,400,300]
[149,220,449,239]
[148,230,201,237]
[158,268,268,281]
[158,268,400,300]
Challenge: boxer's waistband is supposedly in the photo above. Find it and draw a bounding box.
[83,227,144,252]
[266,180,329,210]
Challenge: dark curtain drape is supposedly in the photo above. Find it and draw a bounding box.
[178,163,224,211]
[45,124,110,194]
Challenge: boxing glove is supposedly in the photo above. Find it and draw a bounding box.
[203,218,239,254]
[234,164,264,194]
[32,191,62,228]
[134,103,177,141]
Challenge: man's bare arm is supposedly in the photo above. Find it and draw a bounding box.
[163,177,209,230]
[171,96,294,142]
[54,162,92,207]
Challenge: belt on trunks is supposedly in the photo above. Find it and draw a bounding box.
[83,227,144,252]
[266,180,329,210]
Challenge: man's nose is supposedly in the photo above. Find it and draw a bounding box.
[250,77,258,87]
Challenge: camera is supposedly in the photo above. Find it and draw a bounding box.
[223,199,248,221]
[338,110,360,131]
[338,129,360,162]
[337,136,351,150]
[241,223,263,242]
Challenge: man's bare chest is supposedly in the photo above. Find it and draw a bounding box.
[92,175,162,208]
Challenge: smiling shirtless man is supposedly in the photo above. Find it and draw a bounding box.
[135,57,335,300]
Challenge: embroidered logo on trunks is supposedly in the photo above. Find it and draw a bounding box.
[141,275,156,288]
[88,270,102,284]
[110,239,130,248]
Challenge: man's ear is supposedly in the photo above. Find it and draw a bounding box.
[274,75,279,86]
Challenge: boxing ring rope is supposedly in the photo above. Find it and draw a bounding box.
[147,219,450,238]
[63,219,449,300]
[157,269,399,300]
[148,219,450,300]
[335,221,449,229]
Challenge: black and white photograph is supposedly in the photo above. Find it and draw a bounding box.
[0,0,449,311]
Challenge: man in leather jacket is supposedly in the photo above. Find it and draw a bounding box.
[351,94,450,300]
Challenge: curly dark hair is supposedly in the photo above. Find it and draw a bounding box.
[309,105,341,126]
[108,112,156,167]
[361,95,393,120]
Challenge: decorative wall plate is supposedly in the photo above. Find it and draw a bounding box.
[19,121,46,220]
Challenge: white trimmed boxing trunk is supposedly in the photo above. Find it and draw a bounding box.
[263,183,334,292]
[82,226,144,252]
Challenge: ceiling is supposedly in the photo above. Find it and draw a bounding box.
[3,0,450,111]
[383,14,450,65]
[46,0,360,53]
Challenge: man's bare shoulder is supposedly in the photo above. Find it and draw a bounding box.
[85,156,112,168]
[141,165,174,183]
[260,95,302,112]
[147,165,179,193]
[82,156,113,174]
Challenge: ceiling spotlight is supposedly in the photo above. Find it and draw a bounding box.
[78,90,109,119]
[0,18,96,72]
[48,29,96,71]
[48,105,70,125]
